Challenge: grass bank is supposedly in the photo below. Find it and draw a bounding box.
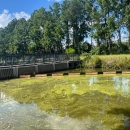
[80,54,130,70]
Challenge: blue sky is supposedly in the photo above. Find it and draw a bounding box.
[0,0,63,28]
[0,0,128,43]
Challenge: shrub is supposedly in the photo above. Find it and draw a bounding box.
[80,53,102,68]
[91,56,102,68]
[80,53,91,68]
[90,46,100,55]
[80,54,130,69]
[65,47,75,54]
[100,55,130,70]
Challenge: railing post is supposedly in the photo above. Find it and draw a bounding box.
[49,54,50,62]
[11,55,12,65]
[42,54,44,63]
[23,54,25,65]
[5,55,7,66]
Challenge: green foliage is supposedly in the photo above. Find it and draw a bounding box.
[101,55,130,70]
[0,0,130,54]
[81,54,102,68]
[80,52,91,61]
[80,42,92,53]
[80,53,92,68]
[90,56,102,67]
[65,47,75,54]
[90,46,100,55]
[81,54,130,69]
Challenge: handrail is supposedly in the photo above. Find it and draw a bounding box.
[0,54,80,66]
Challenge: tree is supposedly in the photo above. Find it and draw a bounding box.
[28,7,48,53]
[41,2,64,53]
[0,18,18,53]
[123,0,130,46]
[61,0,89,53]
[61,0,71,48]
[90,0,117,54]
[9,18,29,54]
[84,0,95,47]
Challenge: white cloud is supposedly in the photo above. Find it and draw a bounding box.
[0,10,12,28]
[0,9,30,28]
[13,12,30,21]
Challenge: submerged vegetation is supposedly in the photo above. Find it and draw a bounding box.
[0,75,130,129]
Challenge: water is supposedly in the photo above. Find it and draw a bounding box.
[0,75,130,130]
[53,68,130,73]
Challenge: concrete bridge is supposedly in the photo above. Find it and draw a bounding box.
[0,54,81,79]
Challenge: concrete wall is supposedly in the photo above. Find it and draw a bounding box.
[69,61,81,69]
[0,61,80,79]
[54,62,69,71]
[0,68,13,79]
[18,65,35,75]
[35,64,54,74]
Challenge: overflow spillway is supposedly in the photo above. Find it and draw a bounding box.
[0,60,81,80]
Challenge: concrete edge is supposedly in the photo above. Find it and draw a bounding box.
[69,73,80,76]
[20,75,31,78]
[103,72,116,74]
[8,71,130,79]
[86,72,98,75]
[52,74,63,76]
[122,72,130,74]
[35,74,47,78]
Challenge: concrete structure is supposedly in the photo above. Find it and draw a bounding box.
[0,60,81,80]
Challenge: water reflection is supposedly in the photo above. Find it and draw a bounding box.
[0,76,130,129]
[0,92,12,103]
[103,95,109,103]
[72,84,77,93]
[122,114,130,128]
[89,77,98,86]
[0,92,108,130]
[113,76,120,90]
[113,76,130,96]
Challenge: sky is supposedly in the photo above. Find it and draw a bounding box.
[0,0,128,43]
[0,0,63,28]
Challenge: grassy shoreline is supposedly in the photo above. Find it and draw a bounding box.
[80,54,130,70]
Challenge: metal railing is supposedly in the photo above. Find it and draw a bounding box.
[0,54,80,66]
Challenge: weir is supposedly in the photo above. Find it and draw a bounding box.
[0,54,81,79]
[0,61,81,79]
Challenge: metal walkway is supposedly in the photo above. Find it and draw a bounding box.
[0,54,80,66]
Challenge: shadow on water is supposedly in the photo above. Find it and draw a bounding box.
[107,107,130,130]
[107,76,130,130]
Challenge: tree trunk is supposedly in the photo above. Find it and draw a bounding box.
[108,37,112,54]
[66,22,70,48]
[128,27,130,47]
[118,28,122,53]
[90,21,93,48]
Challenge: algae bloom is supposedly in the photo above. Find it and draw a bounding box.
[0,75,130,130]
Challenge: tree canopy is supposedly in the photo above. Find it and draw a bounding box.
[0,0,130,54]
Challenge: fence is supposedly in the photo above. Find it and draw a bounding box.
[0,54,80,66]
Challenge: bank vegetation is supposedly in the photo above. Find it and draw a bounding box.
[80,53,130,70]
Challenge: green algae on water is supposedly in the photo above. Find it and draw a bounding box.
[0,75,130,130]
